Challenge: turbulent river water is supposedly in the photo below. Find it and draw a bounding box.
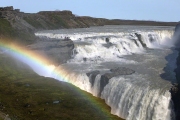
[28,25,179,119]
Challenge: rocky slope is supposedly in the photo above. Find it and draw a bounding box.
[0,6,178,35]
[28,38,74,65]
[0,7,76,64]
[0,6,178,44]
[0,7,107,33]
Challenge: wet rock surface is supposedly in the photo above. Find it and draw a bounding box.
[106,67,135,79]
[87,67,135,97]
[135,33,147,48]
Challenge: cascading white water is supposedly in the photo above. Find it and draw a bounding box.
[101,75,173,120]
[50,68,174,120]
[22,25,178,120]
[91,74,101,97]
[139,30,174,48]
[36,26,174,64]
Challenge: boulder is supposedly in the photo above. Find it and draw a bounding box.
[105,38,110,43]
[53,100,60,104]
[148,34,155,42]
[103,38,113,48]
[135,33,147,48]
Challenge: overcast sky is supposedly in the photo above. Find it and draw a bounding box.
[1,0,180,22]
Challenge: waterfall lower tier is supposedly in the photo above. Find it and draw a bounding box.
[101,75,174,120]
[51,69,174,120]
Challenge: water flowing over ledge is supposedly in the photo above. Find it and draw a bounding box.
[2,25,177,120]
[34,26,178,120]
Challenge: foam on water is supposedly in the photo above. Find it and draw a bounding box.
[36,27,174,64]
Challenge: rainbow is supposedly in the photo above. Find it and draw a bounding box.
[0,41,80,84]
[0,41,114,119]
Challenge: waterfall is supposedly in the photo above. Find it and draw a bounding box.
[1,25,176,120]
[36,29,174,64]
[101,75,174,120]
[34,26,176,120]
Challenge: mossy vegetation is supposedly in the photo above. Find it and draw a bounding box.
[0,18,16,37]
[52,15,69,28]
[24,17,45,29]
[0,18,36,45]
[37,12,70,29]
[0,54,123,120]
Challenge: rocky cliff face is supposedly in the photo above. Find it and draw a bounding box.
[0,7,77,64]
[28,38,74,65]
[0,7,108,45]
[86,67,135,97]
[171,22,180,120]
[0,6,177,34]
[0,8,106,31]
[36,11,107,29]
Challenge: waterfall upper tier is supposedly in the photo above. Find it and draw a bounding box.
[36,25,175,63]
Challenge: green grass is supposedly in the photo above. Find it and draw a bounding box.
[24,14,69,29]
[38,12,69,29]
[24,17,45,29]
[52,15,69,28]
[0,54,123,120]
[0,18,16,37]
[0,18,36,45]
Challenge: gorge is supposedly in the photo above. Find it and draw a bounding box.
[0,6,180,120]
[33,25,178,120]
